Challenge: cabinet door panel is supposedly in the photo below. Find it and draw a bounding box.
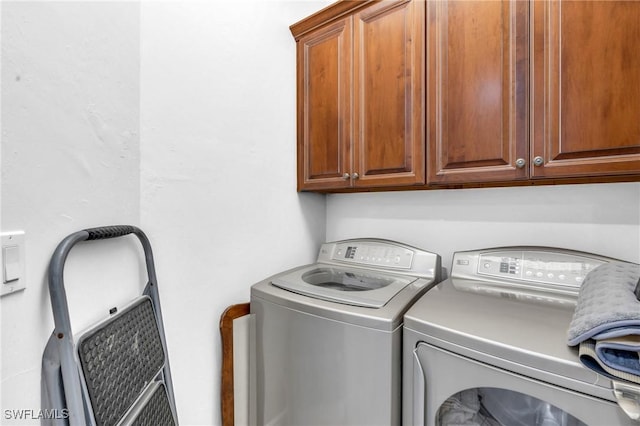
[297,19,351,191]
[532,0,640,178]
[353,0,425,187]
[428,0,528,184]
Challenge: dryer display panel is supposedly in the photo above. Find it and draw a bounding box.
[476,250,606,288]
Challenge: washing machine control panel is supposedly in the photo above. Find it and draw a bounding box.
[331,242,414,269]
[316,239,441,281]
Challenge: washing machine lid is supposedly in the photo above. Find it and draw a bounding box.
[271,264,417,308]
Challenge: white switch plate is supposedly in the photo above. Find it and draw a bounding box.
[1,231,26,297]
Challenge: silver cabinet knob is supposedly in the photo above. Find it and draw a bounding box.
[515,158,525,169]
[533,156,544,167]
[351,173,360,180]
[342,173,350,180]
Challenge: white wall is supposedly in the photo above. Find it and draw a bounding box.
[1,2,142,425]
[2,0,328,425]
[140,1,327,425]
[327,183,640,272]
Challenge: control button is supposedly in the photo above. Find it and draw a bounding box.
[536,272,543,278]
[559,274,566,280]
[547,273,554,279]
[525,270,533,277]
[395,256,401,263]
[484,262,491,269]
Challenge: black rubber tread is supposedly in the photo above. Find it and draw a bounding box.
[84,225,136,240]
[131,384,177,426]
[77,298,165,426]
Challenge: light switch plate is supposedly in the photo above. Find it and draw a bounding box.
[1,231,26,297]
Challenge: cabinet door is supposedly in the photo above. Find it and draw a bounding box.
[427,0,529,184]
[531,1,640,178]
[352,0,425,188]
[297,18,352,191]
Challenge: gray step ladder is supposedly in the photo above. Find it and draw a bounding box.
[41,226,178,426]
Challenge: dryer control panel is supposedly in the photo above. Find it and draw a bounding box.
[451,247,616,305]
[475,250,603,288]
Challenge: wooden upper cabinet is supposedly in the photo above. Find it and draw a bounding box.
[531,1,640,178]
[293,0,640,192]
[296,18,352,191]
[352,0,425,188]
[427,0,529,184]
[292,0,425,191]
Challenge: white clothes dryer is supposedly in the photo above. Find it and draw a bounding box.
[250,239,441,426]
[402,246,640,426]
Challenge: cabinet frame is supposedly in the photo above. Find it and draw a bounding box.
[427,0,529,185]
[293,0,425,191]
[531,0,640,178]
[352,0,425,188]
[296,18,352,191]
[292,0,640,193]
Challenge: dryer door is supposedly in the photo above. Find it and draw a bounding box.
[411,342,637,426]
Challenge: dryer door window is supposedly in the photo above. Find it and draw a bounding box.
[437,388,585,426]
[411,342,637,426]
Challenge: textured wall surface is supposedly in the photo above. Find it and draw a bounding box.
[1,2,141,424]
[140,1,329,424]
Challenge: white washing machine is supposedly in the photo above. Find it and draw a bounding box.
[250,239,441,426]
[402,246,640,426]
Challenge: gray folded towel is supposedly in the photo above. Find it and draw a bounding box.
[567,261,640,346]
[567,261,640,386]
[579,337,640,384]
